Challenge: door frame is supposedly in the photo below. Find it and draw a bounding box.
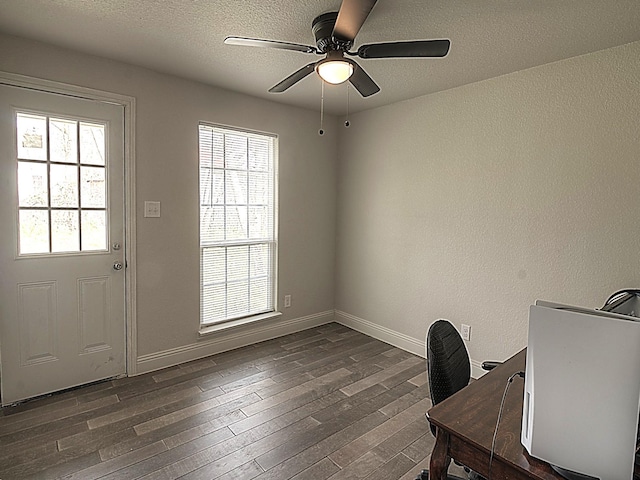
[0,71,138,380]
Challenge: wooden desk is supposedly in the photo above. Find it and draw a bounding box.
[426,349,563,480]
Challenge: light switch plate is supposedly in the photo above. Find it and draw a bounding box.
[144,201,161,218]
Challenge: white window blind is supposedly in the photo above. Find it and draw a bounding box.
[199,124,277,326]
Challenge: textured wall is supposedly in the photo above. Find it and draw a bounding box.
[336,41,640,365]
[0,33,338,361]
[2,32,639,374]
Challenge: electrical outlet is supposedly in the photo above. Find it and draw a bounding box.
[284,295,291,308]
[461,324,471,341]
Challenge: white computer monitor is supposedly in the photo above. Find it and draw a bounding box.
[521,300,640,480]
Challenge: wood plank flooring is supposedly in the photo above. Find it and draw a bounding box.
[0,323,466,479]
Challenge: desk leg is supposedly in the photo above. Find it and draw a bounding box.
[430,427,452,480]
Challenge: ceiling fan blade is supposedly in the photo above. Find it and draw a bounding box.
[224,36,318,54]
[357,39,450,58]
[269,63,317,93]
[333,0,378,43]
[348,62,380,97]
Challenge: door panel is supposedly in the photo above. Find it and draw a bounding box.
[18,281,58,365]
[0,84,126,405]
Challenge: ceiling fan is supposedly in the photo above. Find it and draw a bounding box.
[224,0,450,98]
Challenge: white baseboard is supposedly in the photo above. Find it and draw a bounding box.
[135,310,335,375]
[335,310,485,379]
[334,310,425,357]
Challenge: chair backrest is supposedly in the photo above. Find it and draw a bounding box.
[426,319,471,407]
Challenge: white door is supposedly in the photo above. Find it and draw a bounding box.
[0,84,126,406]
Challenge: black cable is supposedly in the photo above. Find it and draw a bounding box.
[488,371,525,479]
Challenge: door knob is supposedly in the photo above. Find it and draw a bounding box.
[113,261,124,271]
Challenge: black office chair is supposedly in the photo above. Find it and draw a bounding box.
[415,319,498,480]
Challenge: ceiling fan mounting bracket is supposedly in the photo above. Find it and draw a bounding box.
[312,12,352,53]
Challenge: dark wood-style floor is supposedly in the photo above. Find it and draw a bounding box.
[0,323,466,479]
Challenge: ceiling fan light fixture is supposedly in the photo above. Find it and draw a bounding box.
[316,56,354,84]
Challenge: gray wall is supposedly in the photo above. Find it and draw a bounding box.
[2,32,639,376]
[0,33,338,371]
[335,41,640,370]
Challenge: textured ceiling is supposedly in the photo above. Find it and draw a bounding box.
[1,0,640,115]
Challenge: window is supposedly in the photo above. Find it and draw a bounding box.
[16,111,107,255]
[199,124,277,327]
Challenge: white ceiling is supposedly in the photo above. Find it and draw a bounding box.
[1,0,640,115]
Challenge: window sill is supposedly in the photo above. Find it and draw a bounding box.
[199,311,283,337]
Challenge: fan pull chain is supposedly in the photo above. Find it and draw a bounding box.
[345,82,351,128]
[319,81,325,136]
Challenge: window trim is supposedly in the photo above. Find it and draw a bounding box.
[198,122,279,332]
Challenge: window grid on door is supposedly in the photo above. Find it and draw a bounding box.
[16,111,108,255]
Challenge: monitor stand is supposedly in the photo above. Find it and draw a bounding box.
[551,465,599,480]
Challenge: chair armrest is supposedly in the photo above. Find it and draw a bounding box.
[481,361,502,371]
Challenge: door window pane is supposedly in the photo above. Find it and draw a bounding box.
[50,118,78,164]
[19,210,49,254]
[80,123,105,166]
[51,210,79,252]
[17,113,47,161]
[18,162,48,207]
[80,167,106,208]
[50,164,79,208]
[81,210,107,250]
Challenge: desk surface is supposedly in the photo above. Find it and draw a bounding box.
[427,349,563,480]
